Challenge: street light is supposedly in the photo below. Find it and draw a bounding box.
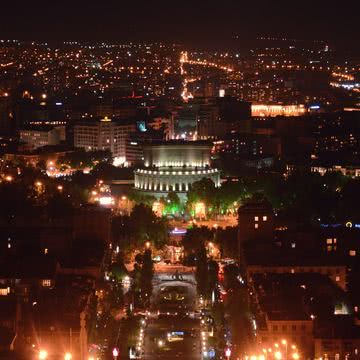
[275,351,282,360]
[292,353,300,360]
[145,241,151,249]
[225,348,231,360]
[64,353,72,360]
[281,339,288,359]
[39,350,48,359]
[112,347,119,359]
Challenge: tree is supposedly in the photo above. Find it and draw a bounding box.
[140,249,154,305]
[215,227,238,258]
[195,245,209,298]
[58,149,112,170]
[187,178,218,216]
[162,191,182,216]
[128,189,156,207]
[0,183,34,221]
[129,204,169,249]
[112,204,169,254]
[182,226,213,255]
[208,260,219,296]
[217,180,246,214]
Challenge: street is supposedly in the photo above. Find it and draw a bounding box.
[142,267,201,360]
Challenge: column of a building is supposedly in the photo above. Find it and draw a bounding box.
[144,176,148,190]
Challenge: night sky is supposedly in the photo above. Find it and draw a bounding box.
[0,0,359,48]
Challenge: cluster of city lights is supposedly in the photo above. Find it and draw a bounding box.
[245,340,300,360]
[37,349,72,360]
[136,318,147,354]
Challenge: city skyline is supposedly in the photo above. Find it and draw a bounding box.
[0,1,359,50]
[0,2,360,360]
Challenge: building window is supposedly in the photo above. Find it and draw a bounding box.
[350,250,356,257]
[292,325,297,331]
[254,216,259,221]
[0,288,10,296]
[42,279,51,287]
[335,276,340,282]
[263,216,267,221]
[255,223,259,229]
[326,238,333,245]
[273,325,278,332]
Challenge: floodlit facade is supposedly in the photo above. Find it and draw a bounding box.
[74,117,136,164]
[251,104,306,117]
[134,141,220,198]
[19,126,61,149]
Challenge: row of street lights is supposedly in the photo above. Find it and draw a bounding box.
[245,340,300,360]
[38,350,72,359]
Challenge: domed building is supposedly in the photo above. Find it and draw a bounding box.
[134,141,220,199]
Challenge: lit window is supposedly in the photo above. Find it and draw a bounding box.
[335,276,340,282]
[42,279,51,287]
[350,250,356,257]
[254,216,259,221]
[255,223,259,229]
[326,238,333,245]
[333,238,337,244]
[263,216,267,221]
[0,287,10,296]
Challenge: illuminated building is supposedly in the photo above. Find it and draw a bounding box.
[74,117,136,165]
[134,141,220,199]
[19,125,62,149]
[311,165,360,178]
[251,104,306,117]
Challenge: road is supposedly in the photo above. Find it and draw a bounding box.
[143,267,201,360]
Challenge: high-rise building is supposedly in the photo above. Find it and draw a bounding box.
[74,117,136,164]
